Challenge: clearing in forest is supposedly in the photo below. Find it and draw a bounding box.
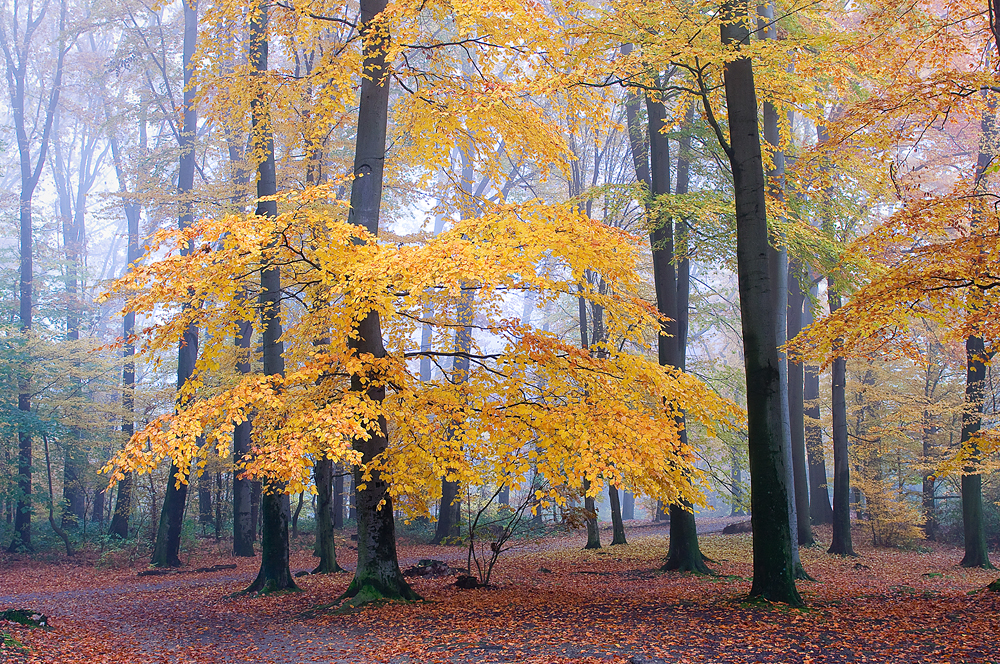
[1,522,998,664]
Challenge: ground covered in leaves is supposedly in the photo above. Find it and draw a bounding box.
[2,521,999,663]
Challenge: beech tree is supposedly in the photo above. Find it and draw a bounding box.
[1,0,70,552]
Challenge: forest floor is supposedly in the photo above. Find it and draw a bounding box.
[2,519,1000,664]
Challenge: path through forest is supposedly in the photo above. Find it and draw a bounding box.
[2,520,999,663]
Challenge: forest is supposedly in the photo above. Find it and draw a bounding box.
[2,0,1000,662]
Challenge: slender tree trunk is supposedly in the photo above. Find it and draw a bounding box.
[92,488,105,525]
[244,0,296,593]
[338,0,417,606]
[199,473,213,532]
[803,294,833,524]
[109,307,136,540]
[827,292,856,556]
[609,486,627,545]
[333,466,344,529]
[313,458,343,572]
[232,322,254,556]
[721,0,800,604]
[3,0,68,554]
[150,0,199,568]
[106,92,143,542]
[787,267,813,546]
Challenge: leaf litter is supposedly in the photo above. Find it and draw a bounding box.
[1,523,998,663]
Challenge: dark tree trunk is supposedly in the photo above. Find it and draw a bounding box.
[338,0,417,607]
[498,485,510,506]
[803,291,833,524]
[199,474,213,531]
[960,335,994,568]
[106,91,143,543]
[609,486,627,545]
[313,458,343,573]
[827,292,856,556]
[291,491,304,539]
[644,96,709,574]
[787,267,813,546]
[583,479,601,549]
[91,488,105,525]
[433,480,461,544]
[720,0,800,603]
[244,0,296,593]
[3,0,68,554]
[622,491,634,520]
[151,0,198,568]
[232,322,254,556]
[959,108,995,569]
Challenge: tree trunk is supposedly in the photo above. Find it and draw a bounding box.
[960,334,994,568]
[623,491,634,520]
[583,479,601,549]
[244,0,297,593]
[150,0,199,569]
[721,0,800,604]
[313,458,343,573]
[827,292,856,556]
[959,106,995,569]
[433,480,461,544]
[803,293,833,524]
[106,88,143,542]
[338,0,417,607]
[199,473,213,532]
[3,0,68,554]
[291,491,304,539]
[333,466,344,529]
[232,321,254,556]
[787,266,813,546]
[609,486,627,545]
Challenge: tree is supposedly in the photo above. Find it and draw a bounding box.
[1,0,69,552]
[150,0,199,568]
[244,0,297,593]
[717,0,801,604]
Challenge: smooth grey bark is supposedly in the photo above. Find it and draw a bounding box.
[2,0,69,553]
[803,293,833,524]
[827,294,855,557]
[623,491,635,520]
[151,0,199,569]
[313,458,344,573]
[337,0,418,606]
[333,466,344,529]
[718,0,800,604]
[245,0,297,593]
[787,267,813,546]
